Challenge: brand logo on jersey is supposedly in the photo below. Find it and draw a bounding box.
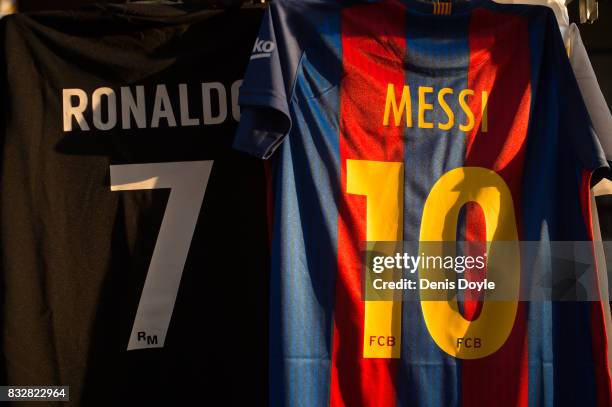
[251,38,275,60]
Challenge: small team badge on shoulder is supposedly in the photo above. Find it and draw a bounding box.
[433,2,452,15]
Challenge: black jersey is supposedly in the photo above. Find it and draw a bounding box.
[0,4,268,406]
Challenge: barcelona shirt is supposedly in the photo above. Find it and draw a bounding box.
[234,0,612,406]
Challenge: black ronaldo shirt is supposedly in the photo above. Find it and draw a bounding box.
[0,4,268,406]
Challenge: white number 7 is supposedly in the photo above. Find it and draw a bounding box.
[110,161,213,351]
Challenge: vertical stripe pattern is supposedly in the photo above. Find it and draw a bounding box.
[331,1,406,405]
[398,9,470,407]
[270,9,343,406]
[461,8,532,407]
[262,2,612,405]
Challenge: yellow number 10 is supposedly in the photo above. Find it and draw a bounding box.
[347,160,520,360]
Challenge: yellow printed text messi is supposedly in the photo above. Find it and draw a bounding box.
[383,84,488,133]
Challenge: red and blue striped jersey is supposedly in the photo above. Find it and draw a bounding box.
[234,0,612,405]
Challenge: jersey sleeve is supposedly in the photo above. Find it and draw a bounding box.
[548,12,608,172]
[568,24,612,162]
[234,1,304,159]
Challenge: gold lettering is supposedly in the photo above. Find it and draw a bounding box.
[438,88,454,131]
[383,85,487,133]
[383,84,412,127]
[418,86,434,129]
[459,89,475,132]
[481,90,488,133]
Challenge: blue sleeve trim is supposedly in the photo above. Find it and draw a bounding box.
[234,92,292,159]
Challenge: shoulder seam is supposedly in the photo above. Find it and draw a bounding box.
[288,49,307,104]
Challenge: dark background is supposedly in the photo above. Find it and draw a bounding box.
[13,0,612,110]
[16,0,248,11]
[17,0,611,110]
[19,0,121,11]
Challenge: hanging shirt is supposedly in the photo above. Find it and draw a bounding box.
[0,4,269,406]
[494,0,612,159]
[234,0,612,406]
[493,0,612,376]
